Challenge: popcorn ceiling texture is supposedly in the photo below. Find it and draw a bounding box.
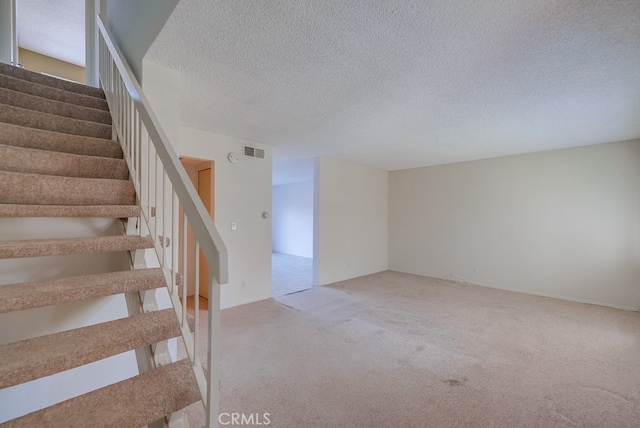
[17,0,87,67]
[147,0,640,169]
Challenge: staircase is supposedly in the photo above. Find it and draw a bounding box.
[0,63,201,426]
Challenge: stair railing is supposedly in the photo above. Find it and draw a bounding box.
[96,15,228,427]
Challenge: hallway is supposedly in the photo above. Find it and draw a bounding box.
[271,252,312,297]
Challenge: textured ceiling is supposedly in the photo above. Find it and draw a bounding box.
[18,0,85,67]
[148,0,640,170]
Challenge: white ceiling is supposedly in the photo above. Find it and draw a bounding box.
[17,0,85,67]
[147,0,640,170]
[18,0,638,170]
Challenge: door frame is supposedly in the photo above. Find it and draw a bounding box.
[179,156,215,300]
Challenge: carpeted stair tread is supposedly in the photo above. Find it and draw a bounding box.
[0,122,122,158]
[3,359,200,428]
[0,204,139,218]
[0,268,165,314]
[0,60,203,428]
[0,235,153,259]
[0,171,135,206]
[0,309,180,389]
[0,74,109,111]
[0,87,111,125]
[0,144,129,179]
[0,62,105,99]
[0,104,112,139]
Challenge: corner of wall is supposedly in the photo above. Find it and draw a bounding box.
[388,140,640,310]
[315,157,389,286]
[178,125,273,309]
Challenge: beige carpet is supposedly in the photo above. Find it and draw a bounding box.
[188,270,640,427]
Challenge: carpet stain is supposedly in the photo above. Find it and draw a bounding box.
[443,379,462,386]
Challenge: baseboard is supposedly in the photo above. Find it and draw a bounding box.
[388,269,639,312]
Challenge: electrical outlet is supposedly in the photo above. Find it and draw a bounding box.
[231,222,237,231]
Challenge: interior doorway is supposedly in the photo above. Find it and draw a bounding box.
[271,159,315,297]
[179,157,214,300]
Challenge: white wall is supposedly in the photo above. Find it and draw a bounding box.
[272,181,314,258]
[142,58,180,149]
[314,157,389,286]
[0,0,14,65]
[273,157,314,186]
[19,48,86,83]
[389,140,640,310]
[179,125,272,309]
[137,58,271,308]
[104,0,179,81]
